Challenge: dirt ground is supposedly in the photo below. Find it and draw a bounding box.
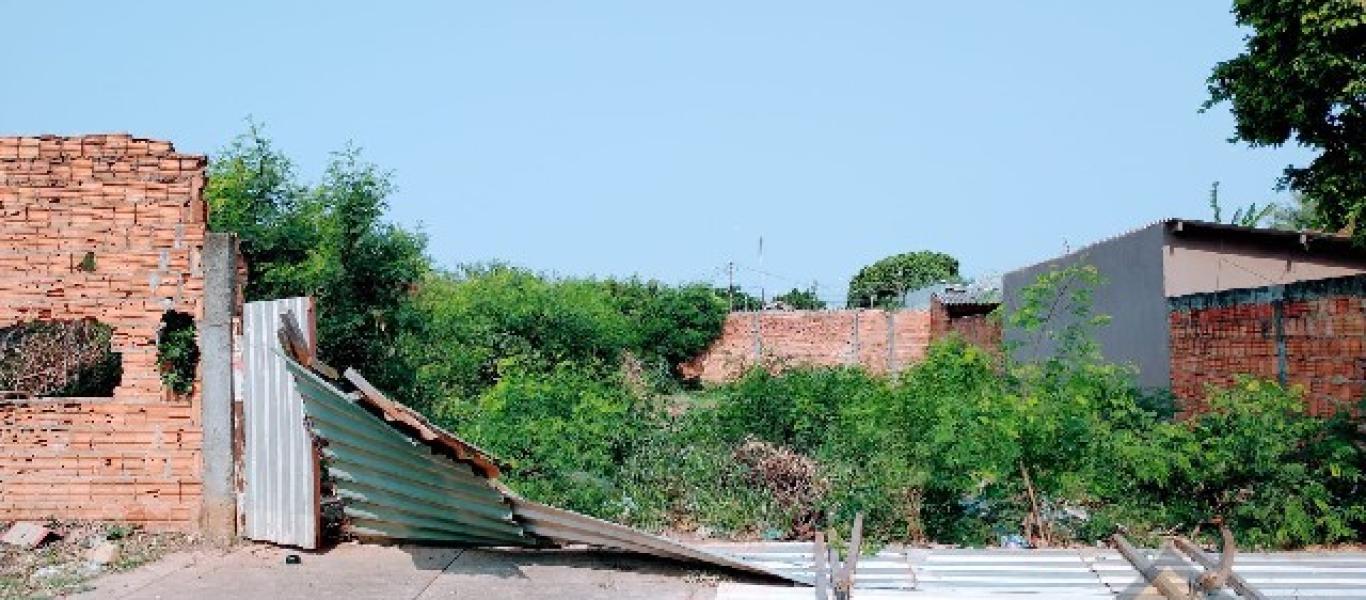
[0,521,197,600]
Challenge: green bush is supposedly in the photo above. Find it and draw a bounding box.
[416,261,1361,549]
[446,365,649,518]
[156,311,199,395]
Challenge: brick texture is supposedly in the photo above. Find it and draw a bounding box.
[680,309,932,383]
[0,134,208,529]
[928,298,1001,352]
[1169,274,1365,417]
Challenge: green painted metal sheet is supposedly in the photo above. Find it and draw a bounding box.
[283,358,533,547]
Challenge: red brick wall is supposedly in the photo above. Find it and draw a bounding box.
[680,309,931,383]
[928,298,1002,352]
[1169,275,1365,417]
[0,134,208,529]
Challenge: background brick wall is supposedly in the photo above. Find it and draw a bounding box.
[680,309,931,383]
[928,298,1002,352]
[1169,274,1365,417]
[0,134,208,529]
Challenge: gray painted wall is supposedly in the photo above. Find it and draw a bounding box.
[1003,223,1170,389]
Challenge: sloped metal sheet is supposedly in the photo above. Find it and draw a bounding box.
[342,368,502,479]
[241,297,319,549]
[509,497,805,584]
[279,353,804,584]
[283,358,533,547]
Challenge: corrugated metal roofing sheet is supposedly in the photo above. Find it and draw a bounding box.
[279,353,805,584]
[284,358,534,547]
[508,497,802,583]
[703,543,1366,598]
[241,297,319,549]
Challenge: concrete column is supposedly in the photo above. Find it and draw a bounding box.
[200,232,237,543]
[886,310,897,375]
[751,312,762,361]
[850,311,861,365]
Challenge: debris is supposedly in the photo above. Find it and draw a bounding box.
[2,522,54,548]
[87,541,121,565]
[30,566,64,581]
[734,438,829,539]
[812,513,864,600]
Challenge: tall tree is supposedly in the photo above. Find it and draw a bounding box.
[206,125,428,390]
[846,251,960,308]
[204,121,312,301]
[1204,0,1366,240]
[773,286,826,310]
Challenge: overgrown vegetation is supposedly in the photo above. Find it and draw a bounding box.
[206,121,427,393]
[0,320,121,397]
[418,264,1363,549]
[156,311,199,396]
[1204,0,1366,240]
[206,126,1362,550]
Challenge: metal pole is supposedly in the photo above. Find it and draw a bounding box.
[1173,535,1266,600]
[1112,534,1192,600]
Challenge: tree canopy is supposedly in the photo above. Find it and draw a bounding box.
[774,286,826,310]
[846,251,959,308]
[1205,0,1366,239]
[206,123,428,390]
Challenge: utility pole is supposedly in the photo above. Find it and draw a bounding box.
[758,236,765,308]
[727,262,735,311]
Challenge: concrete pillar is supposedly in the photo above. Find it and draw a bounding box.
[751,312,762,361]
[886,310,897,375]
[850,311,861,365]
[200,232,237,543]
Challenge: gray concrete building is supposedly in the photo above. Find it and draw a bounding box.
[1002,219,1366,388]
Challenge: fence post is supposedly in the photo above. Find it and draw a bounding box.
[886,310,897,375]
[200,232,238,543]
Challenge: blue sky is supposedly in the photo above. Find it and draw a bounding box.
[2,2,1312,305]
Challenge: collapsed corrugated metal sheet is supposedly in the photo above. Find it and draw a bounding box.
[279,354,803,584]
[241,297,319,549]
[284,359,534,547]
[508,497,804,583]
[704,543,1366,598]
[341,368,502,479]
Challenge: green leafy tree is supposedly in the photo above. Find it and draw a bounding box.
[204,121,312,300]
[1204,0,1366,240]
[846,251,960,308]
[206,125,428,391]
[774,286,826,310]
[715,286,763,311]
[1268,193,1327,230]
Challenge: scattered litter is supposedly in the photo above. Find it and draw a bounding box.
[87,541,121,565]
[2,521,54,548]
[30,566,64,581]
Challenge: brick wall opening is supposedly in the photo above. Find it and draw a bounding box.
[0,319,122,397]
[0,134,210,529]
[156,310,199,397]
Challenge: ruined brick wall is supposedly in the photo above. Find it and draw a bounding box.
[681,309,931,383]
[928,298,1002,352]
[1169,274,1365,417]
[0,134,208,529]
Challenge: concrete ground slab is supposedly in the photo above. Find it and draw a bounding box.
[417,549,720,599]
[73,543,732,600]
